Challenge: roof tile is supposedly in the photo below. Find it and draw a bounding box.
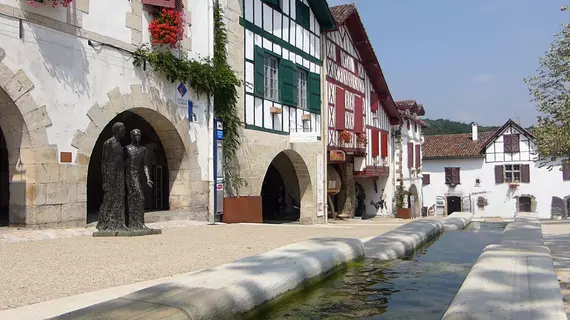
[423,131,495,159]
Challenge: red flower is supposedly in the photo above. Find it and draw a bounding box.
[148,8,185,47]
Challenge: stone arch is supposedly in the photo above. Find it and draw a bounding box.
[260,149,314,223]
[73,86,198,218]
[0,47,56,226]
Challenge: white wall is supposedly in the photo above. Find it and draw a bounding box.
[423,125,570,219]
[395,116,423,209]
[0,1,212,179]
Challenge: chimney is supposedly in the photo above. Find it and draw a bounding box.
[471,122,478,141]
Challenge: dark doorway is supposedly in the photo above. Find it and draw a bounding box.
[261,152,300,223]
[519,196,532,212]
[86,111,169,223]
[355,182,365,217]
[446,196,461,215]
[0,126,8,226]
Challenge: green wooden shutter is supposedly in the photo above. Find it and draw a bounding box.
[308,72,321,114]
[280,60,297,106]
[254,46,265,97]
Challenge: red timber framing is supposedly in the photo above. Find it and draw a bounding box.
[326,4,401,179]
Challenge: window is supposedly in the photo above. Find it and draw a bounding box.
[422,174,431,185]
[264,54,279,101]
[296,0,310,29]
[414,123,418,133]
[563,163,570,181]
[503,134,520,152]
[263,0,280,10]
[504,164,521,182]
[477,197,487,208]
[297,69,307,110]
[444,167,460,185]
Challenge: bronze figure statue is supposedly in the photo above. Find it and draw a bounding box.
[125,129,153,230]
[94,123,161,237]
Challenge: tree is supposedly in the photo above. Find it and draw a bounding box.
[524,22,570,168]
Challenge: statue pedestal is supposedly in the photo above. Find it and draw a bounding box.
[92,229,162,237]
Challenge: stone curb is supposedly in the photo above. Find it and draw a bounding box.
[47,237,364,320]
[364,212,473,260]
[442,213,567,320]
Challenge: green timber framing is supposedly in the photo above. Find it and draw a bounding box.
[241,0,336,135]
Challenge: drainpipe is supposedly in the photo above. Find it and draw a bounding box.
[321,32,328,224]
[207,0,215,224]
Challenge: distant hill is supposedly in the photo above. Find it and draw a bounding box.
[422,119,500,136]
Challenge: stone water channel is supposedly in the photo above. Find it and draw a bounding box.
[241,221,506,320]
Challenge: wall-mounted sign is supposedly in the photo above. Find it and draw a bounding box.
[329,150,346,162]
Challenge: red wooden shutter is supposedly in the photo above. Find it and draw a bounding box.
[415,144,421,168]
[335,46,341,63]
[371,129,380,157]
[445,168,452,184]
[335,88,345,130]
[370,92,379,112]
[494,165,504,183]
[563,163,570,181]
[452,168,461,184]
[381,131,388,158]
[142,0,176,8]
[407,143,414,168]
[521,164,530,183]
[422,174,430,185]
[511,134,520,152]
[354,96,364,133]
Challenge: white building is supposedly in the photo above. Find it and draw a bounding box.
[392,100,426,218]
[422,119,570,219]
[0,0,214,227]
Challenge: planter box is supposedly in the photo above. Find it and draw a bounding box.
[222,196,262,224]
[396,208,412,219]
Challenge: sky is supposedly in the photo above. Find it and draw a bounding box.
[326,0,568,126]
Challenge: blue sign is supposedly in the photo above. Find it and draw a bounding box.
[177,83,187,97]
[187,100,193,122]
[216,129,224,140]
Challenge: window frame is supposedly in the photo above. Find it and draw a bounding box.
[444,167,460,185]
[263,53,280,102]
[296,68,308,110]
[296,0,311,30]
[504,164,521,183]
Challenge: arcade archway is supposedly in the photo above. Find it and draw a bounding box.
[86,110,178,223]
[0,126,8,225]
[260,150,313,223]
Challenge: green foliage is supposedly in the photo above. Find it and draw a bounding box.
[525,24,570,168]
[422,119,499,135]
[133,0,245,194]
[394,180,407,210]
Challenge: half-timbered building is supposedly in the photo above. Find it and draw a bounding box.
[224,0,335,223]
[325,4,401,219]
[393,100,427,218]
[422,119,570,219]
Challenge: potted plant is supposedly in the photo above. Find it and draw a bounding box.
[222,175,263,224]
[394,181,411,219]
[339,130,352,144]
[508,182,519,189]
[27,0,72,8]
[148,8,185,48]
[356,133,367,147]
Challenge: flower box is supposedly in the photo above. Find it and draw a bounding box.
[27,0,73,8]
[339,130,352,144]
[149,8,185,48]
[509,183,519,189]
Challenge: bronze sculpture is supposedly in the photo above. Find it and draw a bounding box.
[94,123,161,237]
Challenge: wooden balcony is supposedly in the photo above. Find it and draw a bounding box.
[354,165,390,177]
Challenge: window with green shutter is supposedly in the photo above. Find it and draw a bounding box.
[296,0,310,30]
[280,60,297,106]
[254,46,265,97]
[307,72,321,114]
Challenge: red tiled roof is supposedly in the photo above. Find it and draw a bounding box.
[329,3,355,25]
[395,100,426,116]
[423,131,495,159]
[329,4,402,124]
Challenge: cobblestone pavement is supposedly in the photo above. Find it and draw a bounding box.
[542,221,570,317]
[0,220,406,311]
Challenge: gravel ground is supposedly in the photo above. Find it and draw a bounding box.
[0,222,403,310]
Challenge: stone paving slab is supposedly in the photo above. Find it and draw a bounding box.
[542,221,570,318]
[443,213,567,320]
[49,238,364,320]
[0,221,405,315]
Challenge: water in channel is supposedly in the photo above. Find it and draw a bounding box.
[244,221,505,320]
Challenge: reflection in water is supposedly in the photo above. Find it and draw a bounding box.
[245,222,505,320]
